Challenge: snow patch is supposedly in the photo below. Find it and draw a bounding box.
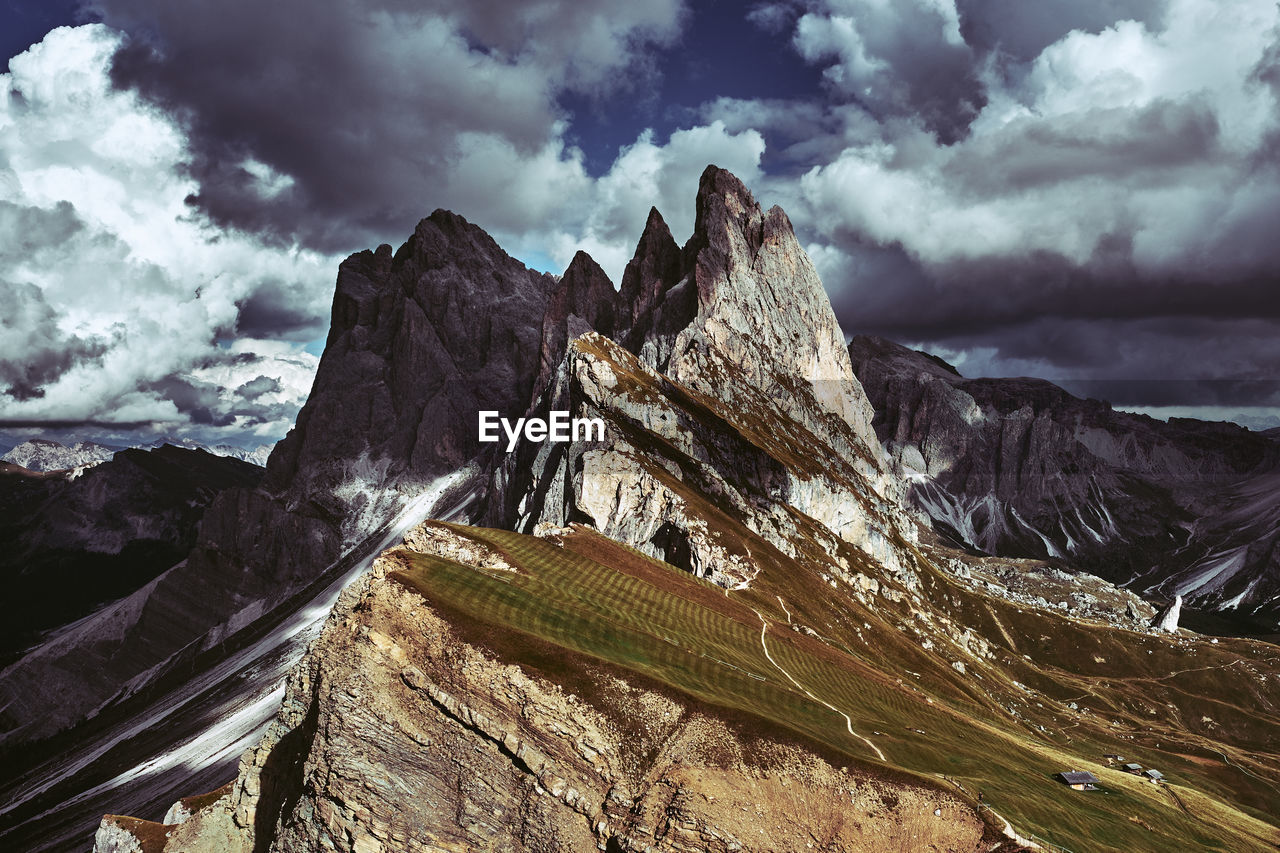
[0,467,474,827]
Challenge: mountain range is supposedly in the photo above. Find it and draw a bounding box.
[849,336,1280,632]
[1,438,275,473]
[0,446,265,667]
[1,167,1278,853]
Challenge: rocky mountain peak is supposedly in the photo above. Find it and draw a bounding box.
[484,166,910,582]
[684,164,766,268]
[649,165,888,475]
[535,250,616,400]
[557,251,614,318]
[615,205,687,358]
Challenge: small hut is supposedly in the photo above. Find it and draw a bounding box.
[1056,771,1100,791]
[1142,769,1165,783]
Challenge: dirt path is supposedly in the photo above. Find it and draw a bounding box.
[753,608,885,761]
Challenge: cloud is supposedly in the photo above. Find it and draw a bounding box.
[764,0,1280,417]
[0,25,329,441]
[790,0,984,142]
[236,375,282,401]
[9,0,1280,439]
[91,0,687,252]
[0,277,110,400]
[0,15,766,445]
[954,0,1168,63]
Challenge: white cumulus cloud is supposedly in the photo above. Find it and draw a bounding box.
[0,25,332,442]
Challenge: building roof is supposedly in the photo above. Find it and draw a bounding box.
[1057,771,1100,785]
[1122,763,1143,771]
[1142,769,1164,779]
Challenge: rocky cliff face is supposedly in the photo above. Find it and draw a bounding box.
[132,551,994,853]
[481,168,911,589]
[0,446,263,667]
[0,210,569,747]
[848,335,1280,626]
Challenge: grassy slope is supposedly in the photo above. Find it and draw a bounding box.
[392,523,1280,853]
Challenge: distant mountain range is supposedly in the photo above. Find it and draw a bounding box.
[0,445,265,667]
[0,440,116,473]
[849,335,1280,630]
[1,437,274,473]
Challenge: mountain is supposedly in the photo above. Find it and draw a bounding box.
[143,439,275,468]
[0,446,265,667]
[2,439,116,472]
[0,207,603,851]
[0,209,567,749]
[0,437,276,474]
[79,168,1280,853]
[848,335,1280,629]
[5,168,1280,852]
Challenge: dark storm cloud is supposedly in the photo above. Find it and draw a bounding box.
[90,0,685,251]
[954,0,1168,63]
[235,375,282,401]
[235,286,329,341]
[947,99,1221,194]
[0,418,156,429]
[142,375,234,426]
[782,0,1280,421]
[827,246,1280,345]
[0,279,110,400]
[790,0,987,142]
[1057,379,1280,409]
[138,366,293,428]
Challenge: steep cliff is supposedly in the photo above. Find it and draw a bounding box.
[131,544,996,853]
[0,446,263,666]
[849,335,1280,626]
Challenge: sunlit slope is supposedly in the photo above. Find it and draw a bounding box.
[392,523,1280,853]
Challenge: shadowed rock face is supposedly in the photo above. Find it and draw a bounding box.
[535,249,616,402]
[849,334,1280,626]
[0,210,564,745]
[615,207,685,355]
[0,446,263,667]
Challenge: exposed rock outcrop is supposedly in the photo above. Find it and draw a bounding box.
[482,167,914,589]
[0,210,560,745]
[849,335,1280,626]
[136,555,992,853]
[1151,595,1183,632]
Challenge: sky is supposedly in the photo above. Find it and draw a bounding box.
[1,0,1279,451]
